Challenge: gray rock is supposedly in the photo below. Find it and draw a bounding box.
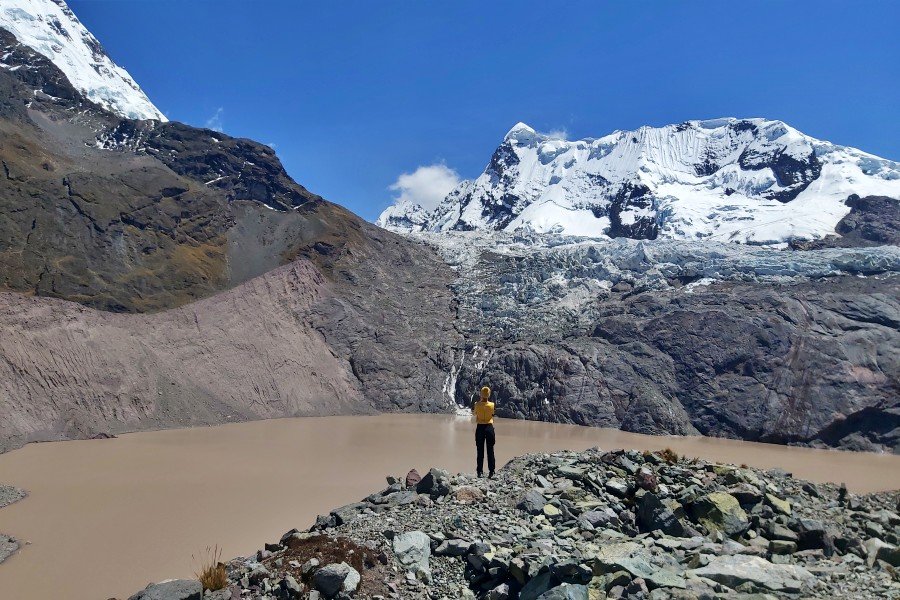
[392,530,432,581]
[550,560,593,584]
[594,554,686,590]
[536,583,590,600]
[605,479,629,498]
[689,492,749,538]
[127,580,202,600]
[636,492,685,536]
[866,538,900,567]
[279,574,302,598]
[520,571,554,600]
[518,489,547,515]
[434,538,472,556]
[416,468,451,498]
[330,502,369,526]
[312,562,360,598]
[688,555,814,592]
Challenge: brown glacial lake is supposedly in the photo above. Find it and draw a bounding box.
[0,414,898,600]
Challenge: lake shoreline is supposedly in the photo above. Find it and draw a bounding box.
[1,414,899,599]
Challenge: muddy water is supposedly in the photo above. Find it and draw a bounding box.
[0,414,899,600]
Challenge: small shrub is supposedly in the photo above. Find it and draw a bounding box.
[660,447,679,464]
[193,544,228,592]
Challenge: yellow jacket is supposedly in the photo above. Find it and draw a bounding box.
[474,400,495,425]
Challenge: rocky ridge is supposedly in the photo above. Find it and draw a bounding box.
[124,448,900,599]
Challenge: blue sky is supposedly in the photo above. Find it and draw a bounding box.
[70,0,900,221]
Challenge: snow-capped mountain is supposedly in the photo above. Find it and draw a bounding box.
[379,118,900,245]
[0,0,165,121]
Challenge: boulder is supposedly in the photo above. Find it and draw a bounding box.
[593,553,686,590]
[392,530,432,581]
[405,469,422,489]
[557,466,587,481]
[383,490,418,506]
[520,571,554,600]
[689,492,748,537]
[543,504,562,518]
[636,493,685,536]
[330,502,368,526]
[550,560,593,584]
[416,468,451,497]
[518,489,547,515]
[434,539,473,556]
[634,469,659,492]
[579,507,619,529]
[768,539,797,554]
[865,538,900,567]
[312,562,360,598]
[605,479,629,498]
[727,483,763,506]
[127,580,202,600]
[279,575,302,598]
[688,555,814,592]
[537,583,590,600]
[795,519,836,556]
[454,485,485,505]
[765,493,791,516]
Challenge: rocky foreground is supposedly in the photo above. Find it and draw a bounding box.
[126,449,900,600]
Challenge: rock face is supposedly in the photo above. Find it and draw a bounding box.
[791,194,900,249]
[130,448,900,599]
[428,232,900,452]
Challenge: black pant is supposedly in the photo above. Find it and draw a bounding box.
[476,424,496,475]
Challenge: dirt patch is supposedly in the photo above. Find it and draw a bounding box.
[262,534,392,597]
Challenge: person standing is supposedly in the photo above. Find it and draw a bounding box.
[473,386,496,478]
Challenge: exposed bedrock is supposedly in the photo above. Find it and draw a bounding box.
[452,275,899,452]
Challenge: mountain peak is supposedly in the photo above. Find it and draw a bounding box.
[504,121,540,142]
[0,0,166,121]
[379,117,900,245]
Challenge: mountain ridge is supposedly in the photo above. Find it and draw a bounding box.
[379,118,900,245]
[0,0,165,121]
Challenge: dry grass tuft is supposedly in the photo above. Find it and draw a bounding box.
[660,447,680,464]
[193,544,228,592]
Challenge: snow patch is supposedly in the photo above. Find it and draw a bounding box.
[0,0,166,121]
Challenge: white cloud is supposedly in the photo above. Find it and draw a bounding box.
[205,107,224,132]
[545,128,568,140]
[388,163,461,211]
